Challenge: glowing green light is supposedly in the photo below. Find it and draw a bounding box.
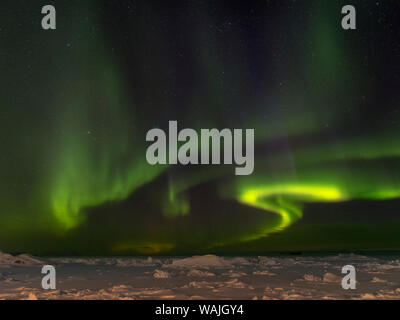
[237,184,344,234]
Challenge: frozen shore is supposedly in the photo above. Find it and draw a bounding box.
[1,252,400,300]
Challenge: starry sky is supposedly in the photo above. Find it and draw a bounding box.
[1,0,400,255]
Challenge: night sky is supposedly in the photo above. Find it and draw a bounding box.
[1,0,400,255]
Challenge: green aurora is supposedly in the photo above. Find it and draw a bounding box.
[1,0,400,255]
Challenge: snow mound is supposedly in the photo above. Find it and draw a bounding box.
[153,269,170,279]
[323,272,341,283]
[166,255,231,269]
[360,293,376,299]
[187,269,215,277]
[0,251,43,266]
[303,274,322,282]
[258,257,278,266]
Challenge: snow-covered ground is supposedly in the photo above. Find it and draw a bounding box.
[1,252,400,299]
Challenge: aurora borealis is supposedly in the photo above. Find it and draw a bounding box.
[1,0,400,255]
